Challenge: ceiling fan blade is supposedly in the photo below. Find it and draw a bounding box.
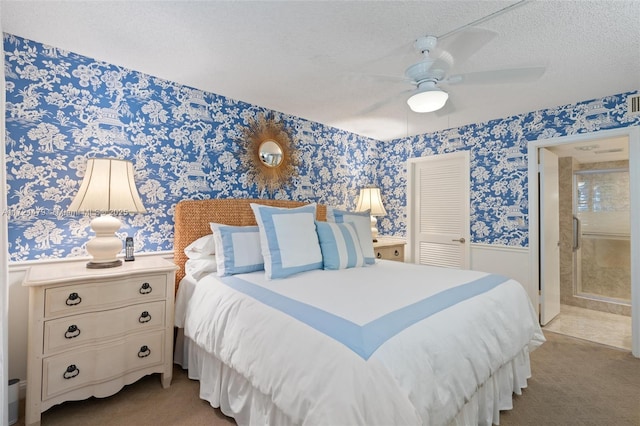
[358,42,415,70]
[340,71,411,87]
[356,90,412,116]
[434,96,456,117]
[432,28,498,72]
[445,66,546,85]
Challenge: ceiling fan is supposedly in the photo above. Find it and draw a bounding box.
[355,1,545,117]
[400,30,545,114]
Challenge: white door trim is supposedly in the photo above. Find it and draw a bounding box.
[407,151,470,266]
[1,18,9,422]
[528,126,640,357]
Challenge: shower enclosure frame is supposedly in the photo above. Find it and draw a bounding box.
[572,167,631,306]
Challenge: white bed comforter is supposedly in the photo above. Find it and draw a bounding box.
[180,261,545,425]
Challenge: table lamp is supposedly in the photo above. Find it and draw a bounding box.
[67,158,146,268]
[355,187,387,242]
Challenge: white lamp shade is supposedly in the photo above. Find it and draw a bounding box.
[407,87,449,113]
[68,158,146,214]
[355,187,387,216]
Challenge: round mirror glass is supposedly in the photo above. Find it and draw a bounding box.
[258,140,283,167]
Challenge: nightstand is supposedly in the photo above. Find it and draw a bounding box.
[22,256,178,426]
[373,237,406,262]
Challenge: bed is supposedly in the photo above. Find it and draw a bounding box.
[172,198,545,426]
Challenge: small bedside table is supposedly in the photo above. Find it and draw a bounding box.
[373,237,406,262]
[22,256,177,426]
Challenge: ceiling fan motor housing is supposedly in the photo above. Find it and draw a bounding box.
[414,35,437,54]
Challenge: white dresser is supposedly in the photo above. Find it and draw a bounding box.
[22,256,177,426]
[373,237,406,262]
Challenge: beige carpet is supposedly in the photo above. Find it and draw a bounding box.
[16,331,640,426]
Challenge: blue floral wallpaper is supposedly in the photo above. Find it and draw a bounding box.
[3,32,638,262]
[3,33,378,262]
[376,92,640,247]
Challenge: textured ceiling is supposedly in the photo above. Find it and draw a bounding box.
[2,1,640,141]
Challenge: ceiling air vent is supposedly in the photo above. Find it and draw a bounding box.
[629,93,640,116]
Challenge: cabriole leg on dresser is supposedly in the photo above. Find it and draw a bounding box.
[25,391,42,426]
[161,372,172,388]
[25,404,41,426]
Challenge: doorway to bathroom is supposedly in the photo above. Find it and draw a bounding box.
[545,137,632,350]
[529,127,639,357]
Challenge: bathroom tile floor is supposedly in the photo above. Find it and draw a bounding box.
[543,304,632,350]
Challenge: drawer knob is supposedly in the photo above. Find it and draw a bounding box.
[63,364,80,379]
[138,345,151,358]
[394,250,399,256]
[138,311,152,323]
[139,282,152,295]
[65,292,82,306]
[376,252,382,259]
[64,325,81,339]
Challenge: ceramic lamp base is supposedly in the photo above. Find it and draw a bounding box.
[371,215,379,242]
[86,214,123,268]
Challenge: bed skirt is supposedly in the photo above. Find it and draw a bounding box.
[174,329,531,426]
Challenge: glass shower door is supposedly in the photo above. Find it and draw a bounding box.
[573,168,631,304]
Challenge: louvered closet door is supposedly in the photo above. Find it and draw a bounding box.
[409,152,470,268]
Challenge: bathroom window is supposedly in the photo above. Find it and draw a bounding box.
[574,168,629,236]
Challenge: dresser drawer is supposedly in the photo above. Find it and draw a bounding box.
[45,274,167,317]
[42,330,164,400]
[375,245,405,262]
[43,300,166,355]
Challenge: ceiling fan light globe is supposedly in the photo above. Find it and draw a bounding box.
[407,89,449,113]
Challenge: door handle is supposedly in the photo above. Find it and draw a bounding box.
[452,237,466,243]
[572,216,580,251]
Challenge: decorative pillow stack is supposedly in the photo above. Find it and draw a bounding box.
[185,203,377,281]
[326,207,376,265]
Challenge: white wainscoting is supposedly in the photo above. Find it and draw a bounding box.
[7,252,174,397]
[469,243,535,307]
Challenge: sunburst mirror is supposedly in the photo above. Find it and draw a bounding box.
[238,114,298,195]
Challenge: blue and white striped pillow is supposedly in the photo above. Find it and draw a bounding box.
[250,203,323,279]
[210,223,264,276]
[316,221,365,270]
[326,207,375,265]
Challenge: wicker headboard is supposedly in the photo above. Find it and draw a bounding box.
[173,198,327,292]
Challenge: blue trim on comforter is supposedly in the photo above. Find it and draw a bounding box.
[220,273,509,360]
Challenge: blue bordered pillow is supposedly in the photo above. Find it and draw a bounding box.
[250,203,323,279]
[210,223,264,276]
[316,221,365,270]
[326,207,375,265]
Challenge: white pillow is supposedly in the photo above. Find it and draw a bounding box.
[326,207,375,265]
[210,223,264,276]
[184,234,216,259]
[250,203,323,279]
[185,255,217,281]
[316,221,364,270]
